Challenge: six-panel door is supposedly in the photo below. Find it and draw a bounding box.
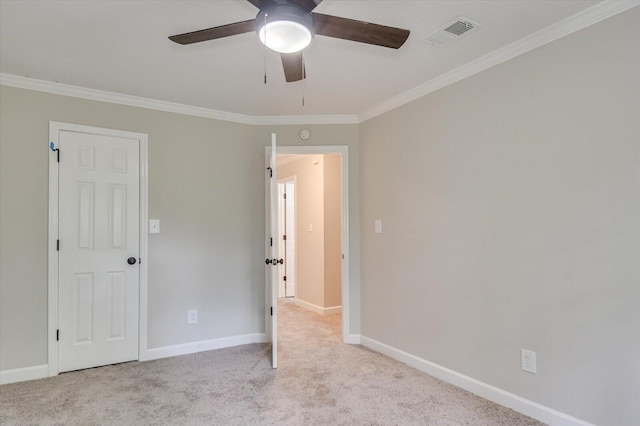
[58,130,140,372]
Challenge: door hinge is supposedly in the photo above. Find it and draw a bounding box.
[283,275,287,281]
[283,235,286,241]
[267,167,272,178]
[270,237,273,247]
[270,307,273,316]
[56,329,59,341]
[283,193,286,199]
[56,240,60,251]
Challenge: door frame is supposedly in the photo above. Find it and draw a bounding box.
[265,145,351,344]
[47,121,149,377]
[277,176,296,298]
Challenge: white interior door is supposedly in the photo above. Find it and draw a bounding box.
[58,130,140,372]
[268,134,278,369]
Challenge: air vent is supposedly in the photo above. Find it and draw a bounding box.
[424,17,481,47]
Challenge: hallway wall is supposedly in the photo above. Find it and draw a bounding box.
[278,154,342,311]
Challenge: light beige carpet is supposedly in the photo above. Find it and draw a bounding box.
[0,299,544,425]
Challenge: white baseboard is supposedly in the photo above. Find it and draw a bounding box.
[359,336,595,426]
[295,299,342,315]
[0,364,49,385]
[323,305,342,315]
[1,334,268,384]
[344,334,361,344]
[140,333,268,361]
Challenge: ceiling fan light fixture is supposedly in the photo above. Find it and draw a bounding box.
[256,4,314,54]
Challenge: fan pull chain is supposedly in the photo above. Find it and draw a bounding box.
[263,13,268,84]
[302,51,306,107]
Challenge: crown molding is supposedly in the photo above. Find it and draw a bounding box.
[358,0,640,123]
[2,1,637,126]
[250,114,359,125]
[0,73,359,126]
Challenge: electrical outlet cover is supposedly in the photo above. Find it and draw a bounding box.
[521,349,537,374]
[187,309,198,324]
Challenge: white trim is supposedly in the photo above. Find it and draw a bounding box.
[140,333,268,361]
[358,0,640,122]
[47,125,60,377]
[2,333,266,384]
[345,334,361,345]
[250,115,358,125]
[276,176,296,299]
[322,305,342,315]
[48,122,149,377]
[0,365,49,385]
[0,74,358,125]
[360,336,595,426]
[2,2,636,126]
[295,299,342,315]
[294,299,324,315]
[138,135,150,366]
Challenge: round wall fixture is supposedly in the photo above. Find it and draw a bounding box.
[300,129,310,140]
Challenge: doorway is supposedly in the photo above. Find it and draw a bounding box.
[48,122,149,376]
[266,145,350,346]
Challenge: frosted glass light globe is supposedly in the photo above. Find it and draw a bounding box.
[259,20,312,53]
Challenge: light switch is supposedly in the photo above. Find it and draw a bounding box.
[375,219,382,234]
[308,224,313,232]
[149,219,160,234]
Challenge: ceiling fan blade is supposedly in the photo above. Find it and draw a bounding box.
[281,52,306,82]
[289,0,323,12]
[246,0,275,9]
[169,19,256,45]
[312,13,410,49]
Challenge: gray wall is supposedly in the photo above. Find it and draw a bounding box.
[0,86,360,369]
[360,8,639,426]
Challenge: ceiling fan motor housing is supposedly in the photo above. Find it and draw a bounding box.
[256,3,315,53]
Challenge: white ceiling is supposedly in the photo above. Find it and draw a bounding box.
[0,0,625,119]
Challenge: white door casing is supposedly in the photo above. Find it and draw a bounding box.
[277,178,296,298]
[49,122,149,376]
[283,180,296,298]
[277,182,286,298]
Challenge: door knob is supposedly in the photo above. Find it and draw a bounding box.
[127,257,137,265]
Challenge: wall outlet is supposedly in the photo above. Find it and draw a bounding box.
[521,349,537,374]
[187,309,197,324]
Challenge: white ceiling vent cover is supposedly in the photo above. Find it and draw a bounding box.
[425,17,481,47]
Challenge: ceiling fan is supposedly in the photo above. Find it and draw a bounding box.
[169,0,410,82]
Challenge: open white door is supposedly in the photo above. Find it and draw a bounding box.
[268,133,278,368]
